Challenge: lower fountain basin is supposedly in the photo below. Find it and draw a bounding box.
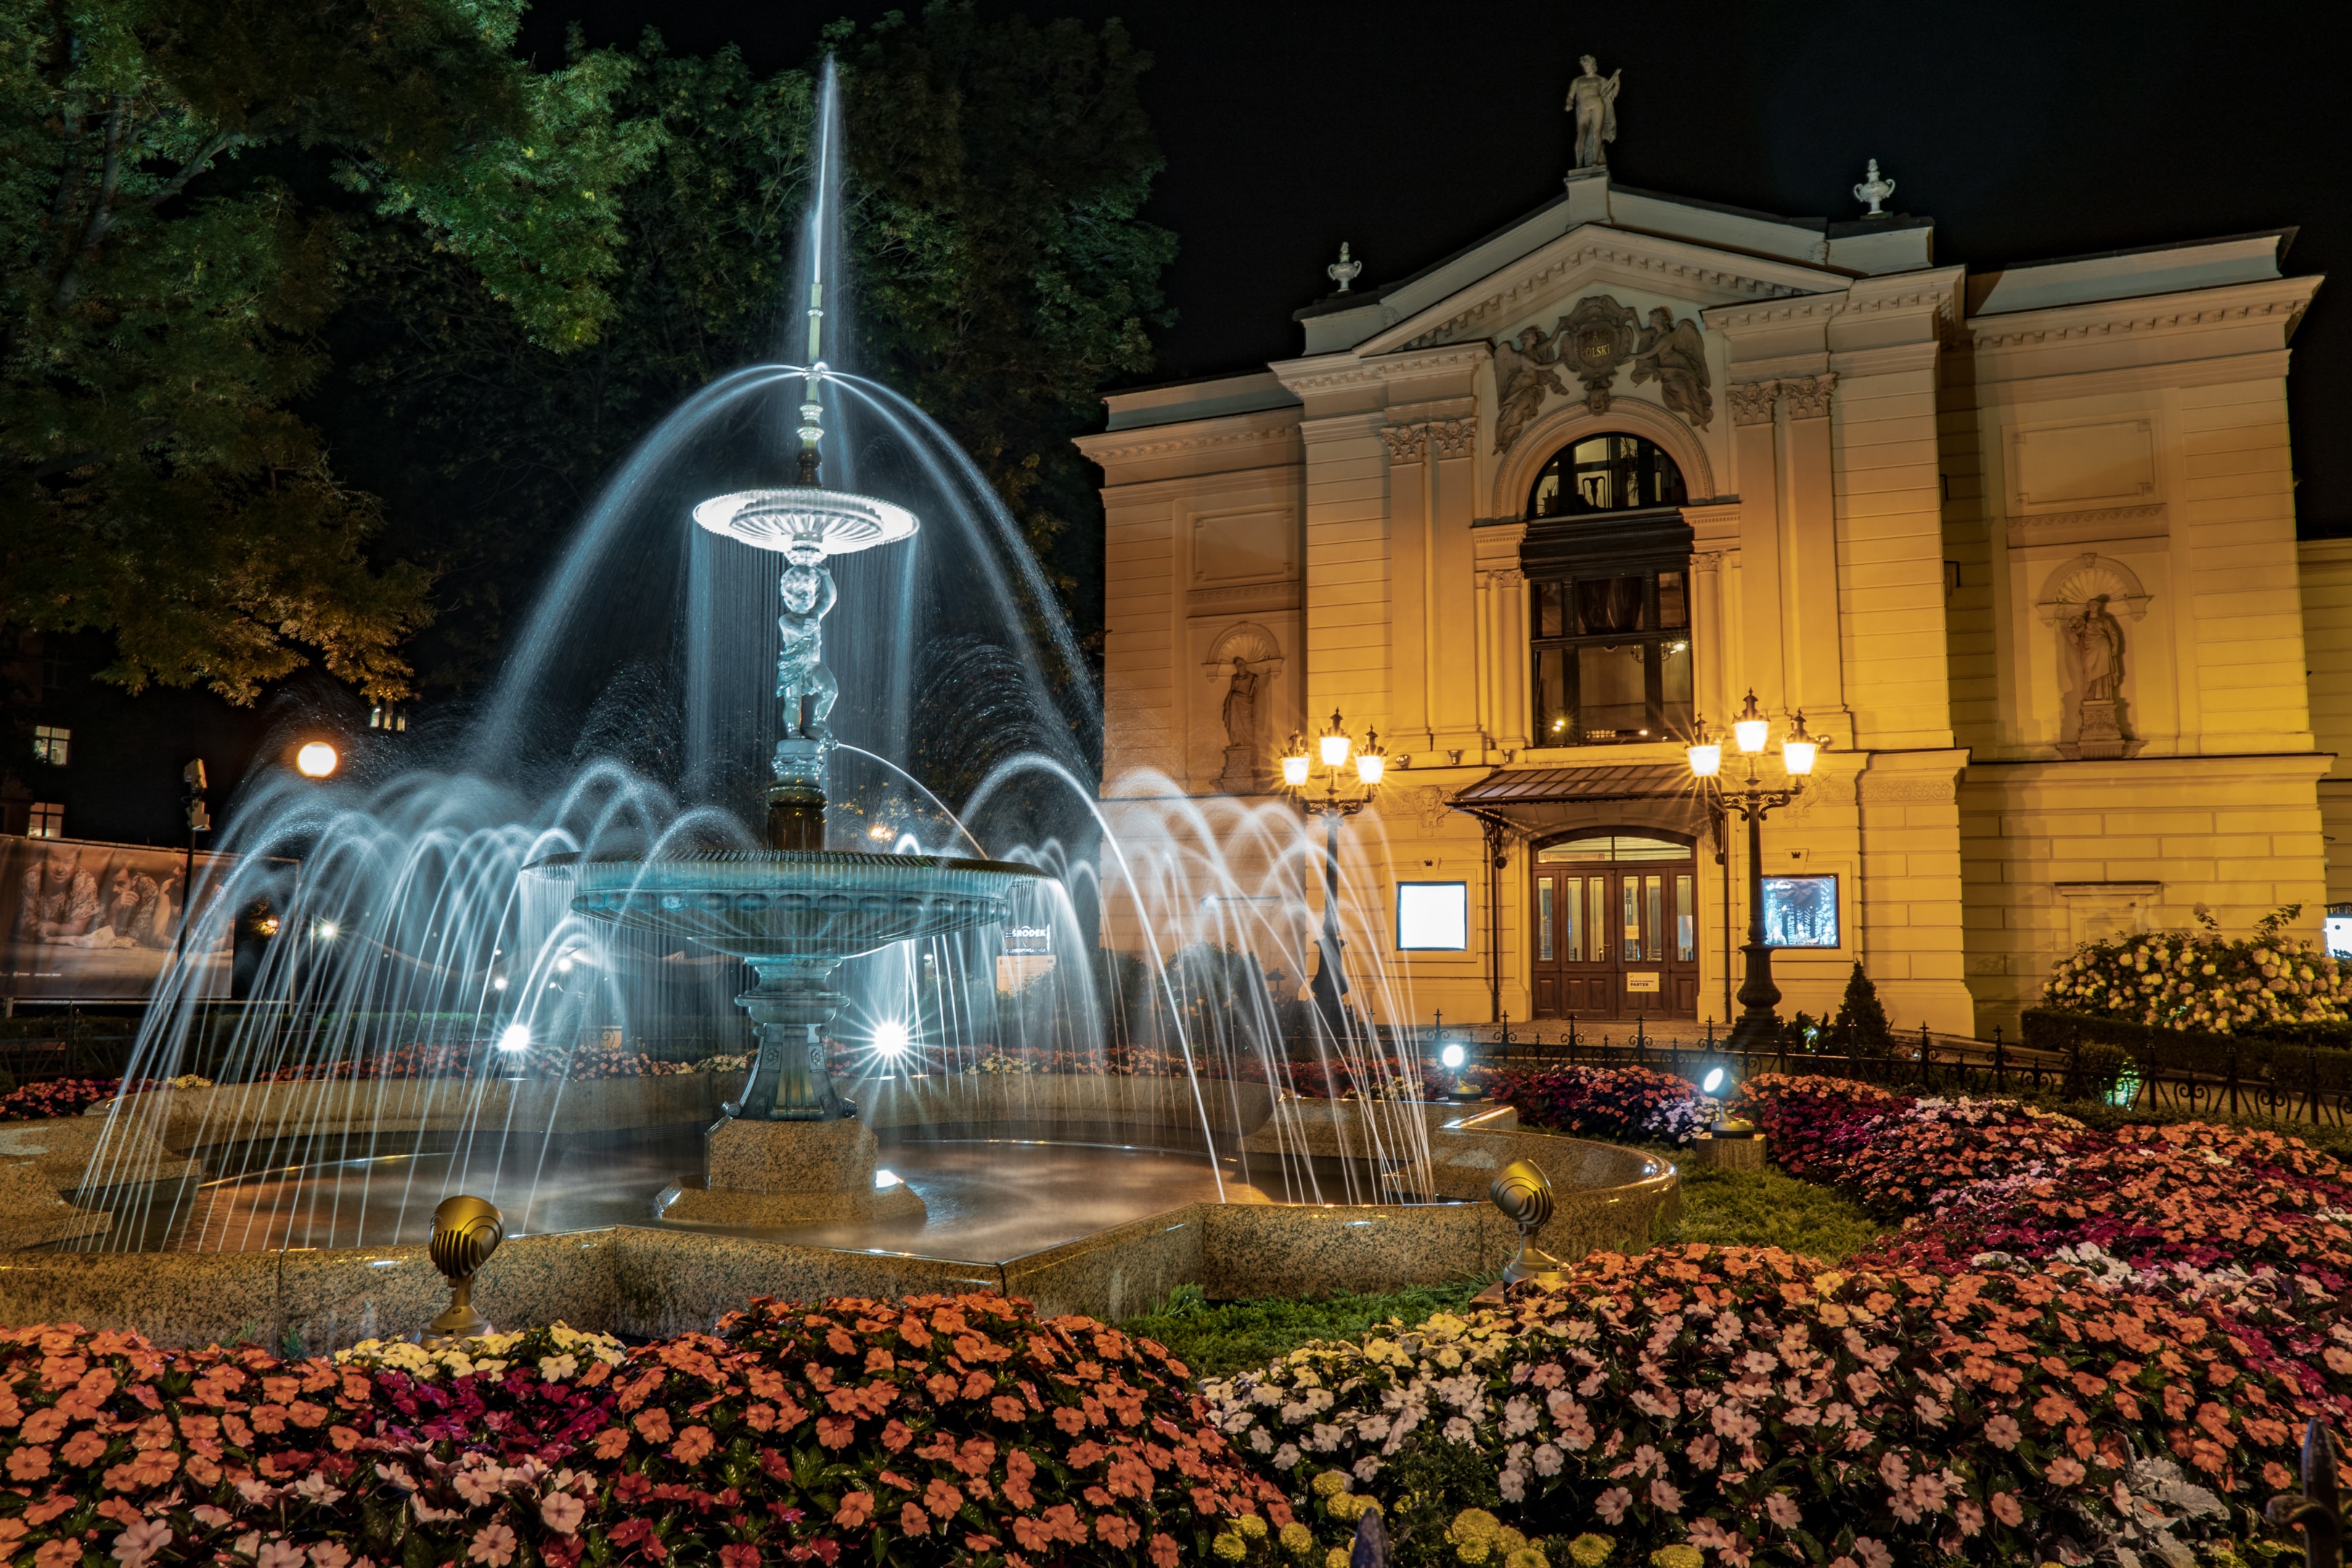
[533,849,1052,959]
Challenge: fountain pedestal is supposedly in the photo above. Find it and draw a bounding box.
[659,1117,924,1226]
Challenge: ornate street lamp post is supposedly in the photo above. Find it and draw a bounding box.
[1280,711,1387,1029]
[1688,691,1821,1049]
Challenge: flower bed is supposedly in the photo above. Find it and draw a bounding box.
[1204,1077,2352,1566]
[0,1296,1328,1568]
[0,1079,157,1124]
[1473,1066,1717,1147]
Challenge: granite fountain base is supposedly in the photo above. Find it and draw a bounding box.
[657,1116,926,1227]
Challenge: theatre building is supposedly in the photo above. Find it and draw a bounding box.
[1078,136,2337,1039]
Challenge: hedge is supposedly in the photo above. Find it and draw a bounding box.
[2021,1006,2352,1092]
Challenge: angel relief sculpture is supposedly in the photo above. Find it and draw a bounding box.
[1493,326,1567,454]
[1630,308,1712,428]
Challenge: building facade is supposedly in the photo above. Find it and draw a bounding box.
[1079,162,2332,1039]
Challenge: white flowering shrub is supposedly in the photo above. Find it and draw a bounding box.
[335,1322,627,1383]
[2042,905,2351,1032]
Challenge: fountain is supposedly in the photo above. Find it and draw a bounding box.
[534,290,1051,1224]
[0,58,1681,1353]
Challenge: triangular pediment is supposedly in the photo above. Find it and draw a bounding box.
[1357,221,1847,358]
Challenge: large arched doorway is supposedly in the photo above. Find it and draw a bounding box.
[1530,830,1699,1019]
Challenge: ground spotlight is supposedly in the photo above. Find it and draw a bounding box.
[295,742,339,778]
[1440,1042,1467,1071]
[498,1024,530,1053]
[1701,1066,1726,1095]
[873,1019,910,1057]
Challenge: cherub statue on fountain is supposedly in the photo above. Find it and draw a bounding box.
[776,543,839,746]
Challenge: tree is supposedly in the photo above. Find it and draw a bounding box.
[325,4,1173,711]
[0,0,658,701]
[1830,960,1893,1056]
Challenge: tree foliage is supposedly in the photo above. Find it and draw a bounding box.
[0,0,658,701]
[330,2,1173,694]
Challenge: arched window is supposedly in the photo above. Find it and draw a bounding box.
[1526,433,1686,518]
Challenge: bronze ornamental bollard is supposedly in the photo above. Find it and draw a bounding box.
[1490,1159,1568,1288]
[422,1195,505,1348]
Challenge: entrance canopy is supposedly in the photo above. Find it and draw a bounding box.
[1446,762,1712,843]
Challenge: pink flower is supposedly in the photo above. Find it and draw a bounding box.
[1854,1538,1892,1568]
[1595,1487,1632,1524]
[1991,1492,2024,1527]
[897,1502,930,1537]
[1983,1414,2021,1450]
[259,1543,306,1568]
[541,1495,585,1535]
[1765,1493,1801,1530]
[1877,1452,1911,1491]
[453,1469,499,1506]
[1649,1477,1683,1514]
[1955,1500,1985,1538]
[111,1521,172,1568]
[2046,1456,2086,1487]
[308,1547,349,1568]
[468,1522,517,1568]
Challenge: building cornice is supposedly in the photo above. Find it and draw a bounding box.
[1362,226,1839,356]
[1963,274,2321,352]
[1075,407,1302,467]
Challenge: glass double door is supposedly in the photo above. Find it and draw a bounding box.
[1530,835,1700,1019]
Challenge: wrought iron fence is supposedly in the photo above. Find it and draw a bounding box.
[1400,1014,2352,1128]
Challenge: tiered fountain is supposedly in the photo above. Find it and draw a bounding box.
[535,266,1049,1227]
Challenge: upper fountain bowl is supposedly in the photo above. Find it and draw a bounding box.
[532,850,1049,962]
[692,489,918,557]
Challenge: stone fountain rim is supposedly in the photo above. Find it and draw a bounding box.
[526,849,1053,879]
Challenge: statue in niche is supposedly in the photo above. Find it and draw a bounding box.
[1564,55,1621,171]
[1630,307,1713,428]
[1491,326,1566,454]
[1216,656,1267,793]
[1220,656,1259,750]
[775,547,840,744]
[2062,594,2131,759]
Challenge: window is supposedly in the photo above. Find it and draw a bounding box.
[2329,904,2352,958]
[1396,882,1469,950]
[1530,570,1692,745]
[28,803,63,839]
[31,724,69,766]
[1535,833,1694,863]
[1762,875,1839,948]
[1527,433,1687,518]
[1524,434,1692,748]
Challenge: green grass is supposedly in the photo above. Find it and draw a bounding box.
[1121,1148,1889,1378]
[1650,1148,1890,1261]
[1123,1281,1487,1380]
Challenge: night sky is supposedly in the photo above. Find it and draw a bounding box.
[529,0,2350,527]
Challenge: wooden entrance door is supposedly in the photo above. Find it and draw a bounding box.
[1530,832,1700,1019]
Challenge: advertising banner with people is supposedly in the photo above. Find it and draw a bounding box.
[1,836,234,1000]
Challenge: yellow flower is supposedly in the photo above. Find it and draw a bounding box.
[1651,1548,1704,1568]
[1450,1510,1503,1545]
[1569,1537,1616,1567]
[1280,1522,1316,1557]
[1506,1551,1551,1568]
[1498,1527,1530,1554]
[1458,1543,1493,1566]
[1240,1516,1269,1540]
[1326,1553,1352,1568]
[1213,1532,1248,1561]
[1312,1471,1352,1498]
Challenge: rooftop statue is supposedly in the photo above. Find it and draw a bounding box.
[1565,54,1621,172]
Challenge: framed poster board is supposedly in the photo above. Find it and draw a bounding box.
[1761,874,1839,950]
[1,837,234,1000]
